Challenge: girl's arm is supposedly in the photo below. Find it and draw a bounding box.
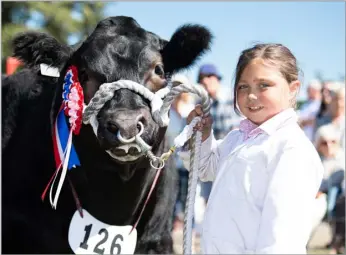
[178,129,238,182]
[178,131,220,182]
[178,130,238,182]
[254,146,324,254]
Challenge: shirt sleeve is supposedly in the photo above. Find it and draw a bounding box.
[254,146,324,254]
[178,131,223,182]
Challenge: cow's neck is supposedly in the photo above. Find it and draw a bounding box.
[69,138,163,226]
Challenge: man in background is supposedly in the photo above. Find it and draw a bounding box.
[297,79,322,141]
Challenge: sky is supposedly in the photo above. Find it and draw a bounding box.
[97,1,345,101]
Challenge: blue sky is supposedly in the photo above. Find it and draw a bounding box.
[28,2,342,100]
[100,1,345,100]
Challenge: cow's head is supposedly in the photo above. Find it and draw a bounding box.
[12,16,212,165]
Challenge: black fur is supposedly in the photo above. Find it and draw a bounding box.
[161,24,213,74]
[2,16,212,254]
[12,31,73,71]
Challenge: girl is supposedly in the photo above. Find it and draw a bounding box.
[179,43,324,254]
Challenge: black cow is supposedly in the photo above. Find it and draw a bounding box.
[2,16,212,254]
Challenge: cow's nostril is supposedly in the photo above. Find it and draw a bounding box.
[107,122,119,134]
[136,124,141,133]
[136,116,146,134]
[129,146,140,155]
[138,116,146,125]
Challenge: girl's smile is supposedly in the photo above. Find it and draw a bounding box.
[247,106,264,112]
[236,58,299,125]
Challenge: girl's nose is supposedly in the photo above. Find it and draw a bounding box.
[248,93,258,100]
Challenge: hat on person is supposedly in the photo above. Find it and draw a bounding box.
[197,64,222,82]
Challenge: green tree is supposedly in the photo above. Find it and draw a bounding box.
[1,1,105,60]
[74,2,106,41]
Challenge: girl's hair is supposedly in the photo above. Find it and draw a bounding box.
[233,43,301,115]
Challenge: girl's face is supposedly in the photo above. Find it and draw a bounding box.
[236,58,299,125]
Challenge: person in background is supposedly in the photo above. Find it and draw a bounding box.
[167,74,195,231]
[315,85,345,151]
[314,124,345,254]
[315,124,345,220]
[197,64,242,139]
[316,80,334,121]
[297,79,322,141]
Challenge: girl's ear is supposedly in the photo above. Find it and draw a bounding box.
[289,80,301,99]
[288,80,300,108]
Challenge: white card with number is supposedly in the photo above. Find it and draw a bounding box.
[68,209,137,254]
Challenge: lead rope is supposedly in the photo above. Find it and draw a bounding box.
[81,75,211,254]
[157,82,210,255]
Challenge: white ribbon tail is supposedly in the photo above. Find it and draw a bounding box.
[49,162,62,207]
[49,143,69,207]
[52,129,73,209]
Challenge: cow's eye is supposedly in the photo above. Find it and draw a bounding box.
[154,64,164,77]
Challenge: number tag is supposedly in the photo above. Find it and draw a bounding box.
[68,210,137,254]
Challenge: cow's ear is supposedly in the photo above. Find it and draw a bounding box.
[161,24,213,74]
[11,31,72,69]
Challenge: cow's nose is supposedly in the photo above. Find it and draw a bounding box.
[106,113,145,142]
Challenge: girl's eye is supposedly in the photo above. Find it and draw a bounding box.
[259,83,270,88]
[237,84,248,90]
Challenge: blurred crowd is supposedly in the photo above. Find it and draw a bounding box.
[299,79,345,254]
[166,64,345,254]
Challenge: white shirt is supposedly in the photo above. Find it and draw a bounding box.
[179,108,324,254]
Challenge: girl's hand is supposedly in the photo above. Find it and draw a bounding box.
[187,104,213,142]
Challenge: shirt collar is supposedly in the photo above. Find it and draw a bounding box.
[239,108,298,140]
[259,108,298,135]
[239,118,260,141]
